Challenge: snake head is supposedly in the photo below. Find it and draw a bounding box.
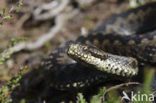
[67,42,138,77]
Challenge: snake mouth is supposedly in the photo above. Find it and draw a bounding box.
[67,42,138,77]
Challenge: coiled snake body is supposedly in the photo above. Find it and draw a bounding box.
[43,3,156,90]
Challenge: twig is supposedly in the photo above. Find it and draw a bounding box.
[101,82,140,102]
[0,9,79,59]
[33,0,70,20]
[16,13,31,29]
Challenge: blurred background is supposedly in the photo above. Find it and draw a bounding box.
[0,0,133,85]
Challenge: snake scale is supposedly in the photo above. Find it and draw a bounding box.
[43,2,156,90]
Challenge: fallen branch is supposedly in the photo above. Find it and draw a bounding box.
[101,82,140,102]
[0,9,79,60]
[33,0,70,20]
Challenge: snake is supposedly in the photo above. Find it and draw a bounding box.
[43,2,156,90]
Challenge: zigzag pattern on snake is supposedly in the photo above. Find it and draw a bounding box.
[43,2,156,90]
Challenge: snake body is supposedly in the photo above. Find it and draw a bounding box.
[44,2,156,90]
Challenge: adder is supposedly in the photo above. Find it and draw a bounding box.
[43,2,156,90]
